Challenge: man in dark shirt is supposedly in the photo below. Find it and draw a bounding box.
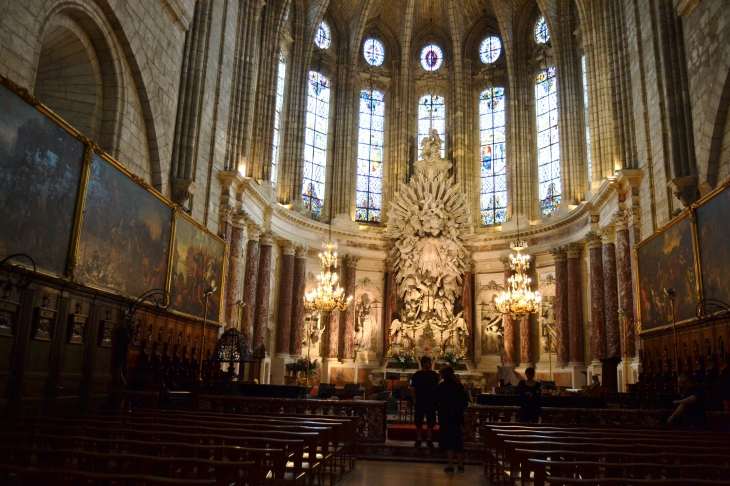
[409,355,439,448]
[668,373,708,428]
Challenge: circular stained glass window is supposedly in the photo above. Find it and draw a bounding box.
[535,16,550,44]
[479,36,502,64]
[363,38,385,66]
[314,21,331,49]
[420,44,443,71]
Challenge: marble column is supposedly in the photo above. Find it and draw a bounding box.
[275,241,297,356]
[601,227,621,359]
[614,211,636,358]
[585,232,606,361]
[550,247,570,366]
[499,256,516,366]
[341,255,359,362]
[224,211,247,330]
[566,243,584,364]
[326,311,340,359]
[627,208,642,355]
[253,232,274,352]
[289,245,308,356]
[241,222,261,346]
[461,260,474,359]
[383,258,398,353]
[520,316,532,366]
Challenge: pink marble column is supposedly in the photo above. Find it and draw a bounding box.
[500,256,516,366]
[461,260,474,359]
[253,232,274,352]
[241,223,261,346]
[342,255,359,361]
[275,241,296,356]
[601,227,621,359]
[520,316,532,366]
[627,208,642,356]
[326,311,340,359]
[585,232,606,361]
[289,245,308,356]
[222,211,246,330]
[550,247,569,366]
[566,243,584,364]
[614,211,636,358]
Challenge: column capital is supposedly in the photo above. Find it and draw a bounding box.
[565,243,583,259]
[499,255,512,270]
[612,211,629,231]
[384,256,395,272]
[343,254,360,268]
[231,210,247,229]
[246,222,262,241]
[281,240,297,256]
[584,231,602,250]
[549,246,568,262]
[598,226,616,245]
[260,231,276,246]
[295,244,310,258]
[626,207,641,227]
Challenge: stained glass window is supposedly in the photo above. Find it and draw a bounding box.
[314,21,331,49]
[420,44,443,71]
[356,90,385,223]
[363,39,385,66]
[535,16,550,44]
[581,54,592,183]
[479,87,507,225]
[302,71,331,215]
[535,66,560,215]
[480,36,502,64]
[271,52,286,186]
[418,94,446,159]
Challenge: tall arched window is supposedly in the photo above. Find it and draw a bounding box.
[418,94,446,159]
[302,71,331,215]
[581,54,592,183]
[271,52,286,185]
[536,66,560,215]
[479,87,507,225]
[356,89,385,223]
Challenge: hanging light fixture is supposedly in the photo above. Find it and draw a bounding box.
[495,239,542,317]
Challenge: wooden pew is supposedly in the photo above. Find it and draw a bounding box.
[0,463,217,485]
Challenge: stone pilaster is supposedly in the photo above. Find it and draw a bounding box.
[275,241,296,356]
[499,256,516,366]
[520,315,532,367]
[627,208,642,356]
[383,257,398,353]
[614,211,636,358]
[462,260,474,360]
[566,243,584,364]
[289,245,308,356]
[341,255,359,362]
[241,222,261,346]
[326,311,340,359]
[222,211,247,331]
[601,227,621,359]
[253,232,275,352]
[549,247,569,366]
[585,232,606,361]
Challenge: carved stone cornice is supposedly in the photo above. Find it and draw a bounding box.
[584,231,602,250]
[343,255,360,269]
[549,247,568,262]
[565,243,583,259]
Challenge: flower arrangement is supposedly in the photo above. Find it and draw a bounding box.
[286,358,320,377]
[395,349,416,370]
[443,351,464,367]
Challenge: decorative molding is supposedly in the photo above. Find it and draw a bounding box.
[343,255,360,269]
[612,211,629,231]
[598,226,616,245]
[246,222,263,241]
[260,231,276,246]
[482,279,504,292]
[499,256,512,270]
[295,245,310,259]
[281,240,297,256]
[565,243,583,259]
[549,247,568,262]
[584,231,602,250]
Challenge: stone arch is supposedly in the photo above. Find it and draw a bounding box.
[702,67,730,192]
[33,2,125,153]
[411,24,453,72]
[464,15,505,68]
[360,18,400,69]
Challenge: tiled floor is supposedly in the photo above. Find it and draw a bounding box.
[339,460,485,485]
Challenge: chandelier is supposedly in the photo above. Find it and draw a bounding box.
[303,240,353,314]
[495,239,542,317]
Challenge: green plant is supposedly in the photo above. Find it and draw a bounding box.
[443,351,464,367]
[395,350,415,368]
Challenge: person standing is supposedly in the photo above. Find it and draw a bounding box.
[516,367,541,423]
[668,373,708,428]
[409,355,439,448]
[434,365,469,473]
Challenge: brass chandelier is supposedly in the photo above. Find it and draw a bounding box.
[304,239,353,314]
[495,239,542,317]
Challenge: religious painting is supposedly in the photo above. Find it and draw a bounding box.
[67,314,87,344]
[0,300,18,336]
[33,307,56,341]
[75,153,172,297]
[170,214,225,321]
[0,82,84,275]
[98,320,114,347]
[636,213,698,331]
[696,185,730,303]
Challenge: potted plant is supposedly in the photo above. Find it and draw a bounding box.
[395,349,415,372]
[443,351,464,367]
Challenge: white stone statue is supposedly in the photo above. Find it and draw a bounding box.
[354,293,376,351]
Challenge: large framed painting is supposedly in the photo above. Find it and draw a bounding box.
[170,213,225,321]
[75,153,173,297]
[636,212,699,331]
[0,82,85,275]
[696,185,730,303]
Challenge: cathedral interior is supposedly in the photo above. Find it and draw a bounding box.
[1,0,730,457]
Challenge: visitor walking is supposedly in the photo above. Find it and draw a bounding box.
[434,365,468,473]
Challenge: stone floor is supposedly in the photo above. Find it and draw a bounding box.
[338,460,485,485]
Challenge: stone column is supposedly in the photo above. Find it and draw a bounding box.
[614,211,636,358]
[275,241,297,356]
[585,232,606,361]
[601,227,621,359]
[341,255,359,362]
[520,315,532,367]
[222,211,247,330]
[383,258,398,354]
[499,256,516,366]
[289,245,308,357]
[241,222,261,346]
[627,208,642,356]
[566,243,584,364]
[253,232,274,352]
[326,311,340,359]
[461,260,474,359]
[550,247,569,366]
